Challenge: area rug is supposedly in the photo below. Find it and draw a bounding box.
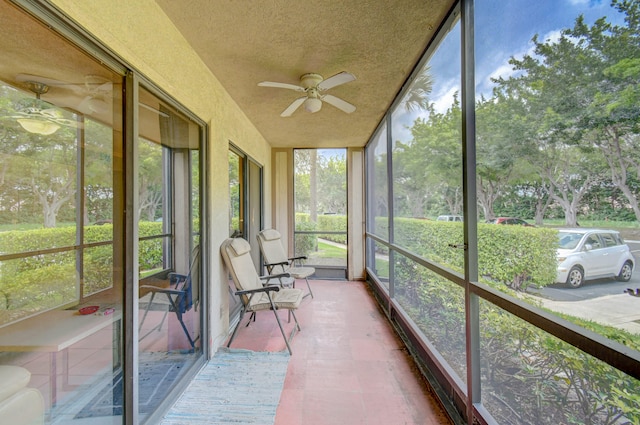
[74,352,189,418]
[161,348,290,425]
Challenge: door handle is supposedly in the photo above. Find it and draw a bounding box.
[448,243,468,250]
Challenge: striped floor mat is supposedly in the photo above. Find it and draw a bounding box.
[161,348,290,424]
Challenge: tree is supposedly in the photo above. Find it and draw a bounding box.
[493,22,610,225]
[294,149,347,219]
[138,138,163,221]
[475,94,538,221]
[318,154,347,214]
[83,119,114,224]
[0,84,79,228]
[568,1,640,220]
[396,99,462,218]
[402,66,434,112]
[492,1,640,224]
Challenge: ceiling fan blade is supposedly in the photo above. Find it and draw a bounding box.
[322,94,356,114]
[317,72,356,91]
[16,73,70,87]
[280,97,306,117]
[258,81,305,92]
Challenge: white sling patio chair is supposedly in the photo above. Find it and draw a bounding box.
[257,228,314,299]
[220,237,303,354]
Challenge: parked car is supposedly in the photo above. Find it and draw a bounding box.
[436,215,463,222]
[556,228,634,288]
[487,217,534,226]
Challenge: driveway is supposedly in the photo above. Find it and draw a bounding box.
[529,237,640,334]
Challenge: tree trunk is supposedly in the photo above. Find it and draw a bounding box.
[549,184,587,227]
[601,127,640,222]
[310,150,318,222]
[477,177,498,221]
[533,185,552,226]
[33,178,75,228]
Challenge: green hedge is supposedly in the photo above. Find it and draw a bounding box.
[297,214,557,290]
[390,218,558,290]
[294,215,317,257]
[0,222,164,323]
[317,215,347,244]
[393,262,640,424]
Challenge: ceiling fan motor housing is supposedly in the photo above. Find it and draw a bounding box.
[300,73,323,89]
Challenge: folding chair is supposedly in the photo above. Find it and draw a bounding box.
[139,245,200,349]
[257,228,315,298]
[220,237,303,354]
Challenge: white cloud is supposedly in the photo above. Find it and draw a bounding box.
[567,0,589,5]
[488,63,517,83]
[540,29,563,44]
[431,83,460,114]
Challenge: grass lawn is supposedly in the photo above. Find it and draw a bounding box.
[314,240,346,258]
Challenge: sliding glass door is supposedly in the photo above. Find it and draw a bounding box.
[0,2,125,422]
[0,3,206,424]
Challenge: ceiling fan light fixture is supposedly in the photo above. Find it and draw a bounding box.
[303,97,322,113]
[17,118,60,135]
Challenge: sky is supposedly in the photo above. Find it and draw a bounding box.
[389,0,626,145]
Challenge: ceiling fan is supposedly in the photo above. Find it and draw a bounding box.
[258,71,356,117]
[16,73,113,115]
[4,80,79,135]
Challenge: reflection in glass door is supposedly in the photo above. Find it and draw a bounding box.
[0,3,124,423]
[136,86,202,423]
[227,147,262,323]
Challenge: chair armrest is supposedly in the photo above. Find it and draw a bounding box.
[289,256,308,261]
[260,272,291,280]
[235,286,280,296]
[260,272,292,286]
[265,261,289,268]
[139,285,184,296]
[168,272,188,285]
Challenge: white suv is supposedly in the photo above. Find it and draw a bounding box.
[556,228,634,288]
[436,215,463,222]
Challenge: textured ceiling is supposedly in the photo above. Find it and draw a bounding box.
[155,0,455,148]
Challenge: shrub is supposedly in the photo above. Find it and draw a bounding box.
[294,219,317,257]
[393,254,640,424]
[390,218,558,290]
[0,221,164,324]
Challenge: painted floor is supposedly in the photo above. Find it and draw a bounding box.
[229,279,453,425]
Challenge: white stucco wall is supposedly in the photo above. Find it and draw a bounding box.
[50,0,273,354]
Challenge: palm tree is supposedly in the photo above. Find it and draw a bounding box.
[403,67,433,112]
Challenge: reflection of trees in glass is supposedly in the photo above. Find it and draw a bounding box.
[84,119,113,224]
[1,84,115,228]
[0,85,78,228]
[228,150,241,235]
[138,138,163,221]
[191,150,200,225]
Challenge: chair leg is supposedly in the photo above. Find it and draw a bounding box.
[227,309,246,348]
[305,277,314,298]
[165,294,197,349]
[290,310,301,332]
[139,293,170,343]
[272,308,294,355]
[138,292,155,331]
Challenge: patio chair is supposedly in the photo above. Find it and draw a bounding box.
[220,237,303,354]
[257,228,314,298]
[138,245,200,349]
